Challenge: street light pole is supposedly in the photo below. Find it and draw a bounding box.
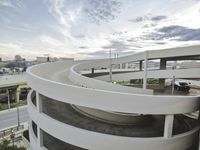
[17,104,20,129]
[172,75,175,95]
[109,48,112,82]
[143,51,148,89]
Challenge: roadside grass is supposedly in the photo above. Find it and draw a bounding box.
[115,80,129,85]
[0,139,26,150]
[0,62,6,69]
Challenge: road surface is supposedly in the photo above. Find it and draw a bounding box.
[0,106,28,130]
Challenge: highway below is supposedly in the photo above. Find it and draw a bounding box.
[0,106,28,130]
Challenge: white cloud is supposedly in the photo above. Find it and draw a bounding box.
[1,0,200,60]
[0,0,13,7]
[0,0,25,9]
[39,35,64,47]
[4,25,32,32]
[171,2,200,29]
[47,0,72,37]
[0,42,22,50]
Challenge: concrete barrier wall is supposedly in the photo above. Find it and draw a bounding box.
[27,63,200,114]
[28,92,200,150]
[93,68,200,81]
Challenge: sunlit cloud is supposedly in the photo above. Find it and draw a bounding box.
[0,42,22,50]
[40,35,64,47]
[0,0,12,7]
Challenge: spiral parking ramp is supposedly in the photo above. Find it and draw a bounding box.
[27,45,200,150]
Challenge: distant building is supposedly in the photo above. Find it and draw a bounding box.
[58,57,74,61]
[36,57,74,64]
[15,55,22,62]
[36,57,49,63]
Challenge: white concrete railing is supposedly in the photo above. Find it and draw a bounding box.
[69,46,200,94]
[69,62,153,95]
[27,66,200,114]
[27,90,200,150]
[93,68,200,81]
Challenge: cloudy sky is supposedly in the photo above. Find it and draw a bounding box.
[0,0,200,60]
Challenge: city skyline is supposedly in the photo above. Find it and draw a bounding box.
[0,0,200,60]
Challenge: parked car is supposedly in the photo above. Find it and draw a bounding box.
[173,81,190,92]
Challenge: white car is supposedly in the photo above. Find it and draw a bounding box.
[173,81,190,91]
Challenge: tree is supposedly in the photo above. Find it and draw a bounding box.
[0,140,26,150]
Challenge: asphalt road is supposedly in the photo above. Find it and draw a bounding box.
[0,106,28,130]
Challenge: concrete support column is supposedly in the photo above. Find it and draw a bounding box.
[7,89,10,109]
[119,64,122,69]
[139,60,143,85]
[164,115,174,138]
[159,59,167,89]
[160,58,167,70]
[173,61,177,69]
[125,63,129,69]
[15,87,20,103]
[36,92,42,112]
[143,51,148,89]
[139,60,143,71]
[91,68,94,74]
[37,128,43,147]
[36,92,43,147]
[122,63,124,69]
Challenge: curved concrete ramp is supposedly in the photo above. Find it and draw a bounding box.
[27,45,200,150]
